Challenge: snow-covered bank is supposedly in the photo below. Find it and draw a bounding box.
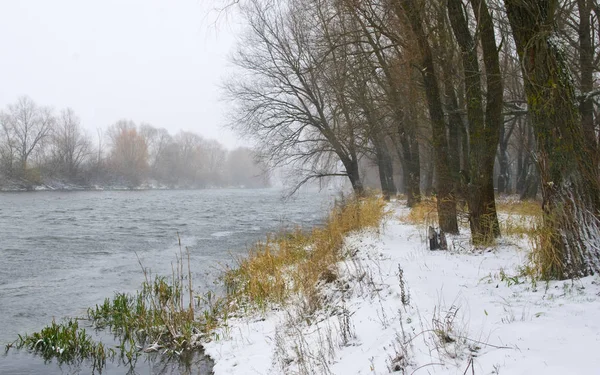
[204,202,600,374]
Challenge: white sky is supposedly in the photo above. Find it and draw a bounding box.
[0,0,243,149]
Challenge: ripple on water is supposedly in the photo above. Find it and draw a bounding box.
[0,189,332,374]
[14,311,35,318]
[211,231,235,237]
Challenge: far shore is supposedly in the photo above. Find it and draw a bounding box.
[0,183,272,193]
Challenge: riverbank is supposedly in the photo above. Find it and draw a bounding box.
[1,189,332,374]
[204,201,600,374]
[0,176,268,191]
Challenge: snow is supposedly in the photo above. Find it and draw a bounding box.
[203,202,600,374]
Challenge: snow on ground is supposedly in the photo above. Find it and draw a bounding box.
[203,202,600,374]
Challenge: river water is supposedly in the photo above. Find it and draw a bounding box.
[0,189,334,374]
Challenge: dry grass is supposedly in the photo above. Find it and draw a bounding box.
[496,198,542,217]
[222,194,387,315]
[399,196,543,237]
[496,198,542,238]
[499,214,537,238]
[399,198,438,227]
[528,215,566,280]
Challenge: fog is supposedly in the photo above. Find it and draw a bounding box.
[0,96,270,190]
[0,0,240,148]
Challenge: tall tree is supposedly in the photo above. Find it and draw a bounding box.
[0,113,17,175]
[396,0,459,233]
[226,0,366,195]
[107,120,149,187]
[343,1,421,204]
[447,0,502,243]
[140,123,172,178]
[576,0,599,169]
[1,96,54,175]
[50,108,91,179]
[506,0,600,277]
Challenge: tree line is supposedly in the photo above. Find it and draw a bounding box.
[225,0,600,278]
[0,96,269,189]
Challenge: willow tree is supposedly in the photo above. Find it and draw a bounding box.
[506,0,600,278]
[343,1,422,206]
[447,0,502,244]
[396,0,459,233]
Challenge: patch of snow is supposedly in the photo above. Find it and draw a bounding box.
[204,203,600,374]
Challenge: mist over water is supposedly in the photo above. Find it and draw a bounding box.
[0,188,334,374]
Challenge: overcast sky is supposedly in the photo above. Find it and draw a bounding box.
[0,0,243,148]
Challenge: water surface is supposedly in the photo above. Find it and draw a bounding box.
[0,189,333,374]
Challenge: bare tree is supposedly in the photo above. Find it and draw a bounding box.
[225,147,270,187]
[107,120,149,187]
[140,123,172,178]
[50,108,91,180]
[173,131,206,185]
[199,139,227,185]
[396,0,459,234]
[554,0,600,168]
[343,0,423,205]
[0,113,17,175]
[574,0,598,166]
[446,0,503,243]
[1,96,55,175]
[225,0,366,195]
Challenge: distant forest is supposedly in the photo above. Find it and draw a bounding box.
[0,96,270,190]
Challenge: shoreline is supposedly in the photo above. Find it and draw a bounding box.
[0,185,273,192]
[2,188,339,375]
[8,197,599,374]
[203,201,600,374]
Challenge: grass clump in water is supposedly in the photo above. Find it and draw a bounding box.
[7,245,201,371]
[8,318,111,371]
[87,247,201,357]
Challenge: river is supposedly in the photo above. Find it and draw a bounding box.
[0,188,334,374]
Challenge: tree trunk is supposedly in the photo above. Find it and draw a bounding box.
[516,121,540,200]
[398,0,458,234]
[442,67,465,201]
[396,128,421,207]
[577,0,598,171]
[520,163,539,200]
[506,0,600,278]
[383,143,396,197]
[447,0,501,244]
[345,159,365,197]
[373,135,396,200]
[497,125,510,194]
[423,152,434,197]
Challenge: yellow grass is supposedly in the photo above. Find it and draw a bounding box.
[222,194,387,314]
[399,198,438,226]
[496,198,542,217]
[496,198,542,238]
[399,196,543,239]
